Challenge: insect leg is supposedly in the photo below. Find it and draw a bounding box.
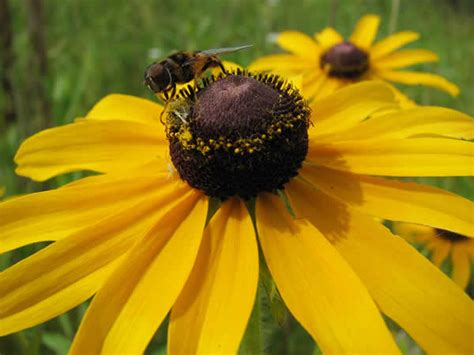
[218,61,227,74]
[170,82,177,99]
[160,83,176,124]
[160,101,169,125]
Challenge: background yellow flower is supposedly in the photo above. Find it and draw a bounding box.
[249,14,460,104]
[393,222,474,290]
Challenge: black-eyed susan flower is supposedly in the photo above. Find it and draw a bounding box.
[0,74,473,354]
[393,222,474,290]
[249,14,459,103]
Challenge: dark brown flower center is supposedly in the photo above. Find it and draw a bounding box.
[435,229,470,243]
[321,41,369,79]
[166,70,310,200]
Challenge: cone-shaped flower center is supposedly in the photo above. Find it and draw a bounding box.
[321,41,369,79]
[435,229,470,243]
[166,71,310,200]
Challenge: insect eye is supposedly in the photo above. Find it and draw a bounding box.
[145,76,160,92]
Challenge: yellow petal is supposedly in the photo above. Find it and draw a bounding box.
[286,180,474,354]
[392,222,436,244]
[277,31,320,61]
[286,74,304,93]
[0,176,190,336]
[307,137,474,176]
[431,242,450,266]
[308,81,396,138]
[0,258,123,336]
[86,94,163,124]
[168,198,258,354]
[426,237,447,252]
[70,191,207,355]
[311,77,345,100]
[362,73,417,110]
[15,119,167,181]
[322,106,474,141]
[451,244,472,289]
[301,69,326,98]
[300,165,474,237]
[256,193,400,354]
[370,31,420,59]
[0,171,170,253]
[376,70,460,96]
[248,54,315,73]
[207,60,244,77]
[349,14,381,49]
[373,49,438,69]
[314,27,344,51]
[221,60,244,72]
[385,84,417,108]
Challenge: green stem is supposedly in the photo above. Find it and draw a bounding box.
[388,0,400,34]
[328,0,338,27]
[12,332,29,355]
[241,284,264,354]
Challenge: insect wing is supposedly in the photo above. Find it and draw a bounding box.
[199,44,253,56]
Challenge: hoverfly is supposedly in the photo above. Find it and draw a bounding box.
[144,45,252,101]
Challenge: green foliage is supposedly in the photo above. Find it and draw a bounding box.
[41,332,71,355]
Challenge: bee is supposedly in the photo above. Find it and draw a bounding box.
[144,45,252,101]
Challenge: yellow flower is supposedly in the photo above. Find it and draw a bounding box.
[249,14,459,103]
[0,76,473,354]
[393,222,474,290]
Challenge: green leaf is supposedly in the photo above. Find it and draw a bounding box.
[41,332,71,355]
[277,189,295,218]
[205,197,221,226]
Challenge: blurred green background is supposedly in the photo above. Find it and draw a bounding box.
[0,0,473,354]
